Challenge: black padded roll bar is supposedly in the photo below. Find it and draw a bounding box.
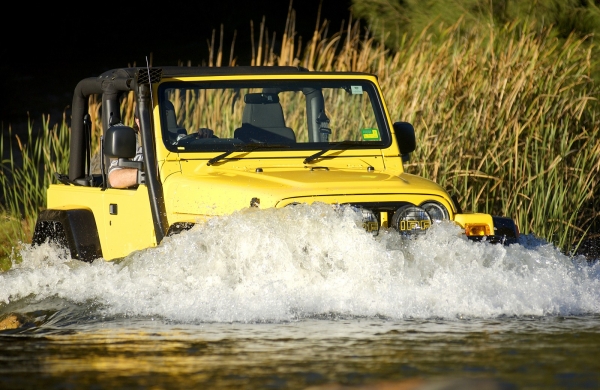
[69,69,133,182]
[134,79,168,244]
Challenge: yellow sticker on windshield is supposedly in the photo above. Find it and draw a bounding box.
[361,128,381,141]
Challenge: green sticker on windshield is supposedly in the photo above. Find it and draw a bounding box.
[361,128,381,141]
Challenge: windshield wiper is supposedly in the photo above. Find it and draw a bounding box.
[303,141,366,164]
[207,143,291,166]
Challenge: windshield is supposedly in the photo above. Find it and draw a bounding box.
[158,79,390,153]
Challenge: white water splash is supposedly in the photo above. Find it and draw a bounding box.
[2,203,599,322]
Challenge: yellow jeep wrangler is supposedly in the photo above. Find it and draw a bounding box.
[32,66,518,261]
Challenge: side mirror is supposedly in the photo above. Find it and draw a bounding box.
[393,122,416,161]
[104,125,137,158]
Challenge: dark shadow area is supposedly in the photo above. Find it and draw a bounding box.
[0,0,352,136]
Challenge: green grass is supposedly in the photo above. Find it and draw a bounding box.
[1,10,599,271]
[0,209,24,271]
[0,112,73,267]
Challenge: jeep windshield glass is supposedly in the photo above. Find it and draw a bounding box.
[158,79,390,153]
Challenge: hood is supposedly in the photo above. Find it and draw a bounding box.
[163,162,449,217]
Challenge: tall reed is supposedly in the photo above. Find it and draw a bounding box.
[1,7,599,262]
[376,22,600,254]
[262,14,599,254]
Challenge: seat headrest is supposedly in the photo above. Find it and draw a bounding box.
[163,100,185,133]
[242,93,286,128]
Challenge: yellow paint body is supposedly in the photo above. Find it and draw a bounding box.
[47,185,156,260]
[45,71,498,260]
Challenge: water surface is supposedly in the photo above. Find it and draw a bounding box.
[1,204,599,389]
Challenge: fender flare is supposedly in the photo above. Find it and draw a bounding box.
[491,216,520,246]
[32,209,103,262]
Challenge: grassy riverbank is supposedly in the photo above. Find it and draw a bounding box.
[1,11,598,266]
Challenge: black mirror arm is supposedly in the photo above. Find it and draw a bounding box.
[117,159,143,170]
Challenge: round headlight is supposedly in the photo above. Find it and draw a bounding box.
[358,207,379,236]
[391,205,432,235]
[340,205,379,236]
[284,203,379,236]
[420,201,449,222]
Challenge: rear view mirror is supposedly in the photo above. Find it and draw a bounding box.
[104,125,137,158]
[244,93,280,104]
[393,122,416,161]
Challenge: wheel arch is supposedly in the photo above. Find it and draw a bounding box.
[32,208,103,262]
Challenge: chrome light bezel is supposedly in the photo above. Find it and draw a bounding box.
[420,201,450,223]
[357,206,379,236]
[390,205,432,235]
[339,204,380,236]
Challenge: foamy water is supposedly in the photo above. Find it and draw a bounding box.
[2,203,599,323]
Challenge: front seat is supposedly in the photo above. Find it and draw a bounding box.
[164,100,187,143]
[234,93,295,143]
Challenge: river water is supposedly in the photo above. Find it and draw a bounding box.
[1,203,599,389]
